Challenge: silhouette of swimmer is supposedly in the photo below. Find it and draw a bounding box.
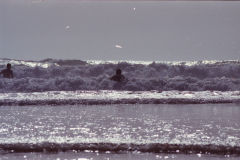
[0,63,13,78]
[110,69,126,82]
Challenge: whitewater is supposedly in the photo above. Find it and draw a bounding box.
[0,58,240,92]
[0,90,240,106]
[1,58,240,105]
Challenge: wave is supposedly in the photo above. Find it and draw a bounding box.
[0,90,239,106]
[0,58,240,92]
[0,142,239,155]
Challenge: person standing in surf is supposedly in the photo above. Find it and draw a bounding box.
[0,63,14,78]
[110,69,126,82]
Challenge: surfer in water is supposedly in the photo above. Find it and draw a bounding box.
[0,63,14,78]
[110,69,126,82]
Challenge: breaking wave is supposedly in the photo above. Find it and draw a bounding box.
[0,58,240,92]
[0,142,239,155]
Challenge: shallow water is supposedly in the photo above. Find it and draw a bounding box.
[1,152,240,160]
[0,104,240,145]
[0,103,239,159]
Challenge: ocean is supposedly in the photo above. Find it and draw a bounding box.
[0,59,240,160]
[0,59,240,92]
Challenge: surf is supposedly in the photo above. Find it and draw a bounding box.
[0,58,240,92]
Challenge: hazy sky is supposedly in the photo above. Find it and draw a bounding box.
[1,0,240,61]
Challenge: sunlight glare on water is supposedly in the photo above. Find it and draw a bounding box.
[0,104,239,146]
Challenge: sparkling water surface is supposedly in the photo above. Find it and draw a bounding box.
[0,104,239,145]
[0,103,239,159]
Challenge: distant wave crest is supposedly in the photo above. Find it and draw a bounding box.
[0,59,240,92]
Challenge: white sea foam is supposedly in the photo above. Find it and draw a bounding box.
[0,59,53,68]
[0,90,239,105]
